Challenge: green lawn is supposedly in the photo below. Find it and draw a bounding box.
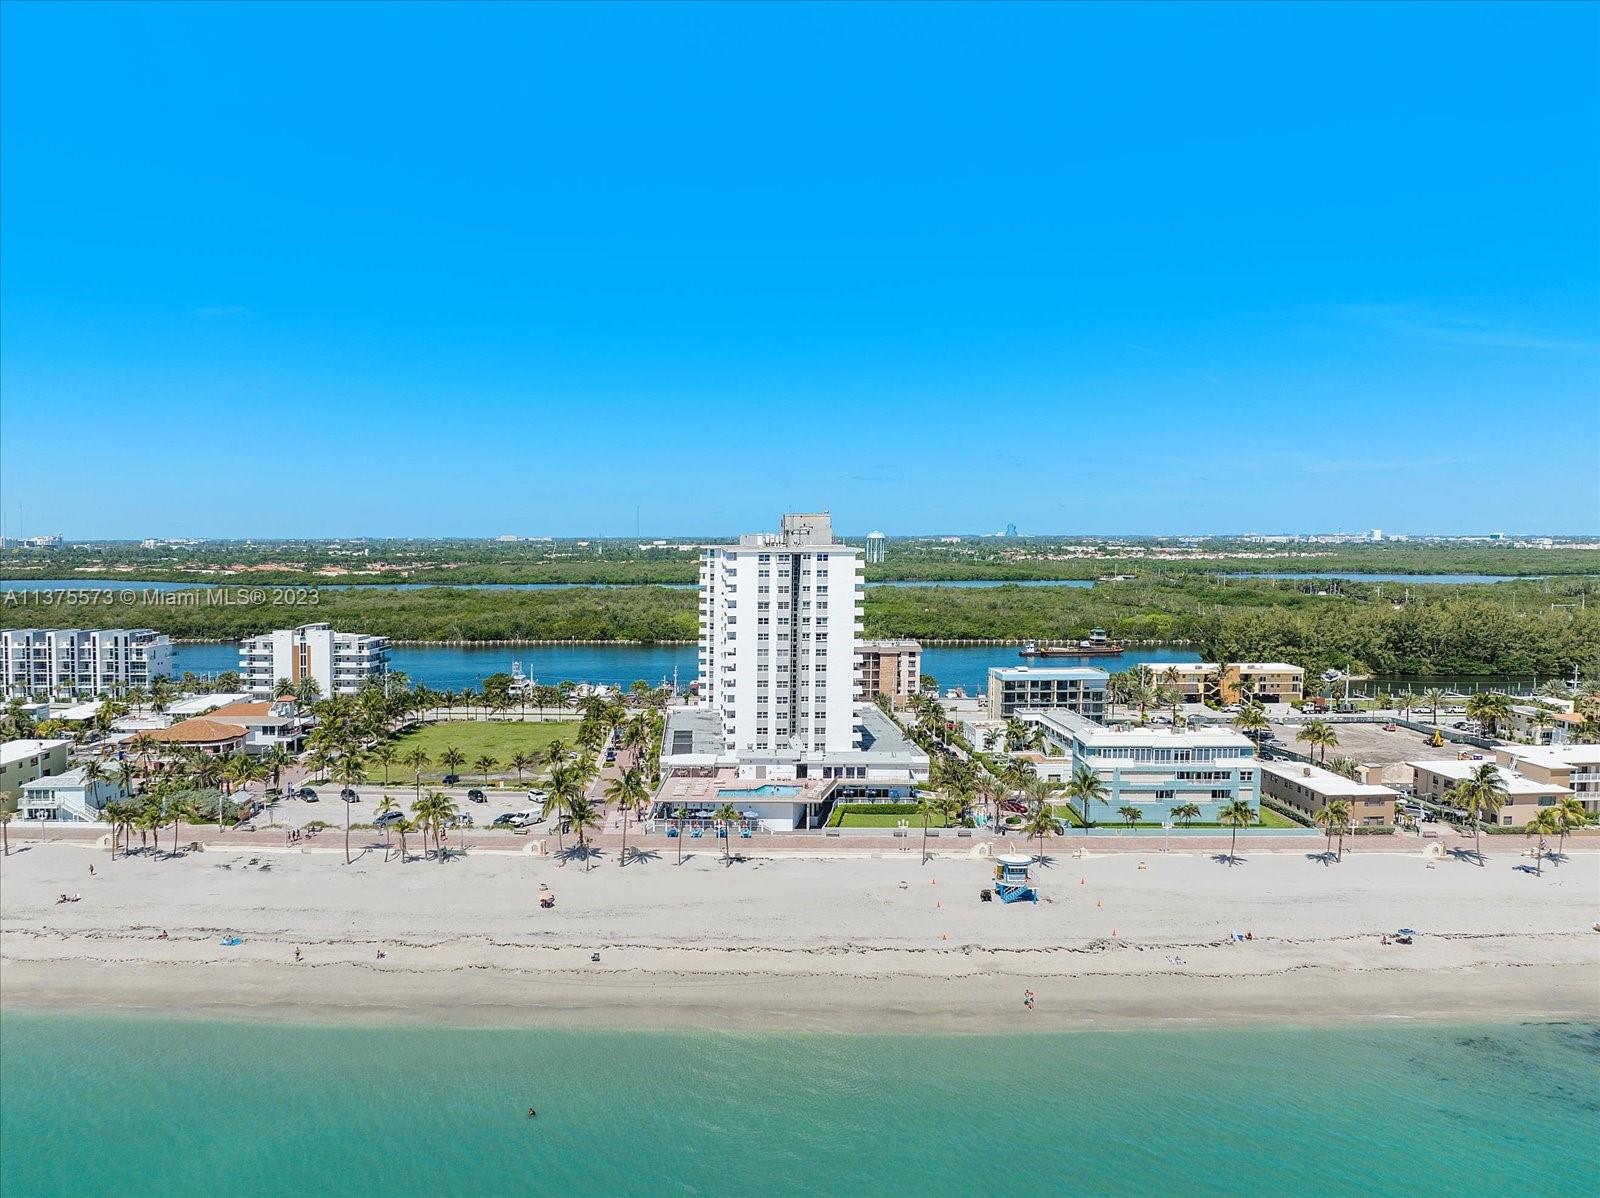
[834,812,952,828]
[384,721,577,784]
[1253,805,1301,829]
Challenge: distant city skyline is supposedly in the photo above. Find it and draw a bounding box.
[2,4,1596,538]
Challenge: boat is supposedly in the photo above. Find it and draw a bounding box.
[1019,629,1125,658]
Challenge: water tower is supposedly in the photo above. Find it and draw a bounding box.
[866,531,886,564]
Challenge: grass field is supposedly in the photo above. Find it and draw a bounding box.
[833,812,953,828]
[385,721,575,783]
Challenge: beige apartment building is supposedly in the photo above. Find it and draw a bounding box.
[1258,759,1399,827]
[856,639,922,707]
[1143,662,1304,705]
[1492,743,1600,816]
[1408,757,1572,826]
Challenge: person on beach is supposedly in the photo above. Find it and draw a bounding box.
[294,946,302,962]
[89,865,95,877]
[1023,989,1035,1012]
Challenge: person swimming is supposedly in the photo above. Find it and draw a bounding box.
[527,1108,537,1119]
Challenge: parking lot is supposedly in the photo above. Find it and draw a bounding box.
[250,782,554,834]
[1263,719,1468,772]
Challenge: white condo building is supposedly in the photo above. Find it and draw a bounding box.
[660,512,928,829]
[1,629,174,699]
[239,622,389,699]
[698,512,864,756]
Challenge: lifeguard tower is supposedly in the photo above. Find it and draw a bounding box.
[993,854,1038,904]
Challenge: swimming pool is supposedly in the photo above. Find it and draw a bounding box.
[718,785,802,799]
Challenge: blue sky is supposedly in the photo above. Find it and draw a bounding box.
[2,1,1596,538]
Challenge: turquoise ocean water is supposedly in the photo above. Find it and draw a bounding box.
[2,1014,1596,1196]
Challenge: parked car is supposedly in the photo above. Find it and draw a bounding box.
[374,810,405,827]
[466,788,487,803]
[442,773,461,785]
[340,788,360,802]
[492,811,535,828]
[298,788,318,801]
[527,788,549,803]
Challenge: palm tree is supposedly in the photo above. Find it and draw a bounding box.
[1296,719,1338,765]
[1065,763,1107,832]
[375,795,398,861]
[1524,808,1562,875]
[306,746,334,784]
[712,802,739,867]
[544,764,584,854]
[403,746,430,799]
[167,793,195,857]
[543,739,570,769]
[432,791,461,858]
[1117,805,1143,830]
[1313,799,1351,862]
[393,815,416,863]
[1217,799,1255,866]
[1552,795,1589,859]
[1448,763,1509,866]
[916,790,939,863]
[1023,802,1055,863]
[0,809,11,856]
[1171,802,1202,829]
[1233,704,1269,740]
[473,754,497,785]
[81,758,105,811]
[335,756,368,865]
[439,747,466,779]
[568,795,602,869]
[509,752,534,782]
[1421,688,1448,727]
[371,743,396,785]
[605,768,649,866]
[1465,691,1513,738]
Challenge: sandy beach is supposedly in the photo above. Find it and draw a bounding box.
[3,840,1596,1032]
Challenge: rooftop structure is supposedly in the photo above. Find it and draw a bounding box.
[987,665,1108,720]
[166,693,255,717]
[144,718,250,752]
[1490,743,1600,813]
[865,531,886,564]
[19,765,127,823]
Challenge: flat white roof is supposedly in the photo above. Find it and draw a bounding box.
[1498,743,1600,769]
[56,703,103,722]
[1022,708,1253,750]
[1407,759,1572,796]
[1149,662,1304,674]
[1258,760,1399,799]
[990,666,1109,681]
[0,738,71,767]
[167,693,253,716]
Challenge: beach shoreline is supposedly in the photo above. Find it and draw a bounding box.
[4,844,1596,1035]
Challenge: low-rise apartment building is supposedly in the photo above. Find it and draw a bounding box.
[1,737,71,797]
[987,666,1108,719]
[856,639,922,707]
[1,629,174,699]
[1408,757,1572,826]
[239,623,389,699]
[1258,759,1399,827]
[1019,708,1258,821]
[1143,662,1304,705]
[1491,743,1600,816]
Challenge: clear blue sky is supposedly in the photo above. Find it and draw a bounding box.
[2,1,1596,539]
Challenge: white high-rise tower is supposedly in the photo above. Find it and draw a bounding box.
[698,512,864,756]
